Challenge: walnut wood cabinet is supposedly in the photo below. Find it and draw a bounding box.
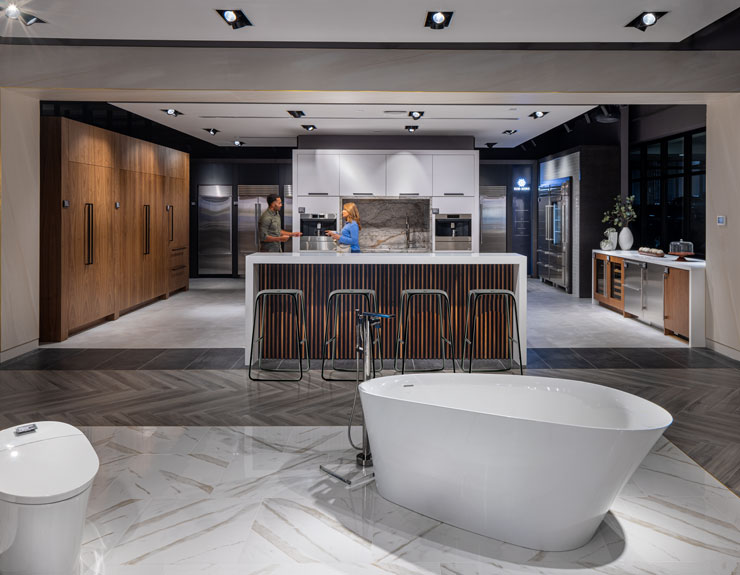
[592,253,624,312]
[664,267,690,339]
[41,118,189,342]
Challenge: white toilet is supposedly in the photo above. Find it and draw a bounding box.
[0,422,100,575]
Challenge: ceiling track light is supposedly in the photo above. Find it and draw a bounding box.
[405,125,419,133]
[528,111,548,119]
[583,112,592,124]
[625,11,667,31]
[287,110,306,118]
[409,111,425,120]
[502,129,518,135]
[216,9,252,30]
[520,143,527,151]
[161,108,183,117]
[302,125,317,132]
[594,105,619,124]
[1,3,46,25]
[563,123,572,134]
[204,128,220,136]
[424,11,453,30]
[531,139,537,148]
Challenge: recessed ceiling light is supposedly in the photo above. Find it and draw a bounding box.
[302,125,317,132]
[204,128,220,136]
[409,111,424,120]
[502,129,518,135]
[5,4,19,18]
[485,142,497,148]
[425,11,453,30]
[234,140,243,146]
[405,125,419,133]
[216,9,252,30]
[287,110,306,118]
[2,3,45,24]
[625,11,667,31]
[529,111,548,119]
[161,108,183,117]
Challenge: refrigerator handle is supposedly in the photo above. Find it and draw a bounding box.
[545,204,553,241]
[254,204,261,251]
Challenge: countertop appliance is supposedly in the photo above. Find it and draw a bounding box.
[434,213,472,251]
[537,178,571,293]
[479,186,506,253]
[300,213,337,251]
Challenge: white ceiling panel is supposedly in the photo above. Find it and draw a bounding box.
[3,0,738,43]
[111,102,596,147]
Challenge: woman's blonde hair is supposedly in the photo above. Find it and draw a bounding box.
[343,202,362,230]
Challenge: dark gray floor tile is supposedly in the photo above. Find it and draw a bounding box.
[529,348,595,369]
[654,348,734,369]
[46,349,126,370]
[523,348,550,369]
[139,349,208,370]
[611,348,684,369]
[187,348,246,370]
[97,349,168,370]
[571,348,640,369]
[0,348,85,370]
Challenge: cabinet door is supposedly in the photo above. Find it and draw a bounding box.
[296,153,340,196]
[339,154,386,196]
[593,254,608,303]
[117,171,145,310]
[608,257,624,310]
[63,163,116,330]
[433,154,475,197]
[386,153,433,197]
[166,177,189,249]
[664,268,690,338]
[140,175,167,302]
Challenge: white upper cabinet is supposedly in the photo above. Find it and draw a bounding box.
[339,154,387,196]
[433,154,476,196]
[296,153,340,196]
[386,153,433,197]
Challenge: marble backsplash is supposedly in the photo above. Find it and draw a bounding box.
[343,198,431,251]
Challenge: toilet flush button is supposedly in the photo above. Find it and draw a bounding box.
[14,423,38,436]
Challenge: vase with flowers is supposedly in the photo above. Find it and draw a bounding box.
[602,196,637,250]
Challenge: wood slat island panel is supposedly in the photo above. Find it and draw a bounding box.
[246,253,527,365]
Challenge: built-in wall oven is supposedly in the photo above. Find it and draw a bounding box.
[434,213,472,251]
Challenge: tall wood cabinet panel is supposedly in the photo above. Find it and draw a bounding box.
[664,267,690,339]
[41,117,190,342]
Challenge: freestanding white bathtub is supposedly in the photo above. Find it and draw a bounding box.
[359,373,672,551]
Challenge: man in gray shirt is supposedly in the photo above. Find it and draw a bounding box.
[259,194,301,252]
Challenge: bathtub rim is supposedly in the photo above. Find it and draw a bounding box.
[359,373,673,433]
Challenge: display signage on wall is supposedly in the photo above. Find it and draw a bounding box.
[513,178,530,191]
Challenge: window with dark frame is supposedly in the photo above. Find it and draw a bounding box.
[629,129,706,259]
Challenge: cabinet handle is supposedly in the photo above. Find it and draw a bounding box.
[399,192,420,196]
[144,204,151,255]
[443,193,465,196]
[169,205,174,242]
[352,192,374,196]
[307,192,329,196]
[84,203,94,265]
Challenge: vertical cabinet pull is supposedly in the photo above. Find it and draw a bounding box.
[144,204,151,255]
[169,205,174,242]
[84,203,94,265]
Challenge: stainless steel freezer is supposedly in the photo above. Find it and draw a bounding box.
[197,185,233,275]
[237,185,279,276]
[537,178,571,293]
[479,186,507,253]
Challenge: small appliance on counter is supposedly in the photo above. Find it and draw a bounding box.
[434,213,472,251]
[668,239,694,261]
[300,213,337,251]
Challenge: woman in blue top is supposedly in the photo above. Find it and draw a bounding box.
[326,202,361,252]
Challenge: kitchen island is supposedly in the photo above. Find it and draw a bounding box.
[245,252,527,366]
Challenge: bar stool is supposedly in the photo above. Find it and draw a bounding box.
[394,289,456,374]
[249,289,310,381]
[460,289,523,375]
[321,289,382,381]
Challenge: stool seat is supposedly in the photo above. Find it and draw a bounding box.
[322,289,382,381]
[461,289,522,374]
[394,289,456,374]
[249,289,310,381]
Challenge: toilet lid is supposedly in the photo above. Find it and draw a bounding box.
[0,422,100,505]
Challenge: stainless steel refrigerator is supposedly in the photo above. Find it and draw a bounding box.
[537,178,571,293]
[197,185,233,275]
[479,186,507,253]
[237,185,279,276]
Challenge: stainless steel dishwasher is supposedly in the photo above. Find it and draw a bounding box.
[644,263,666,329]
[623,260,646,319]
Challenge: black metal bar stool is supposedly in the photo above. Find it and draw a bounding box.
[321,289,382,381]
[249,289,310,381]
[460,289,522,374]
[394,289,456,374]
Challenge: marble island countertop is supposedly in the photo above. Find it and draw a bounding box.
[592,249,706,271]
[247,252,526,264]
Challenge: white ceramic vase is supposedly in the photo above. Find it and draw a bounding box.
[608,230,618,250]
[618,227,634,250]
